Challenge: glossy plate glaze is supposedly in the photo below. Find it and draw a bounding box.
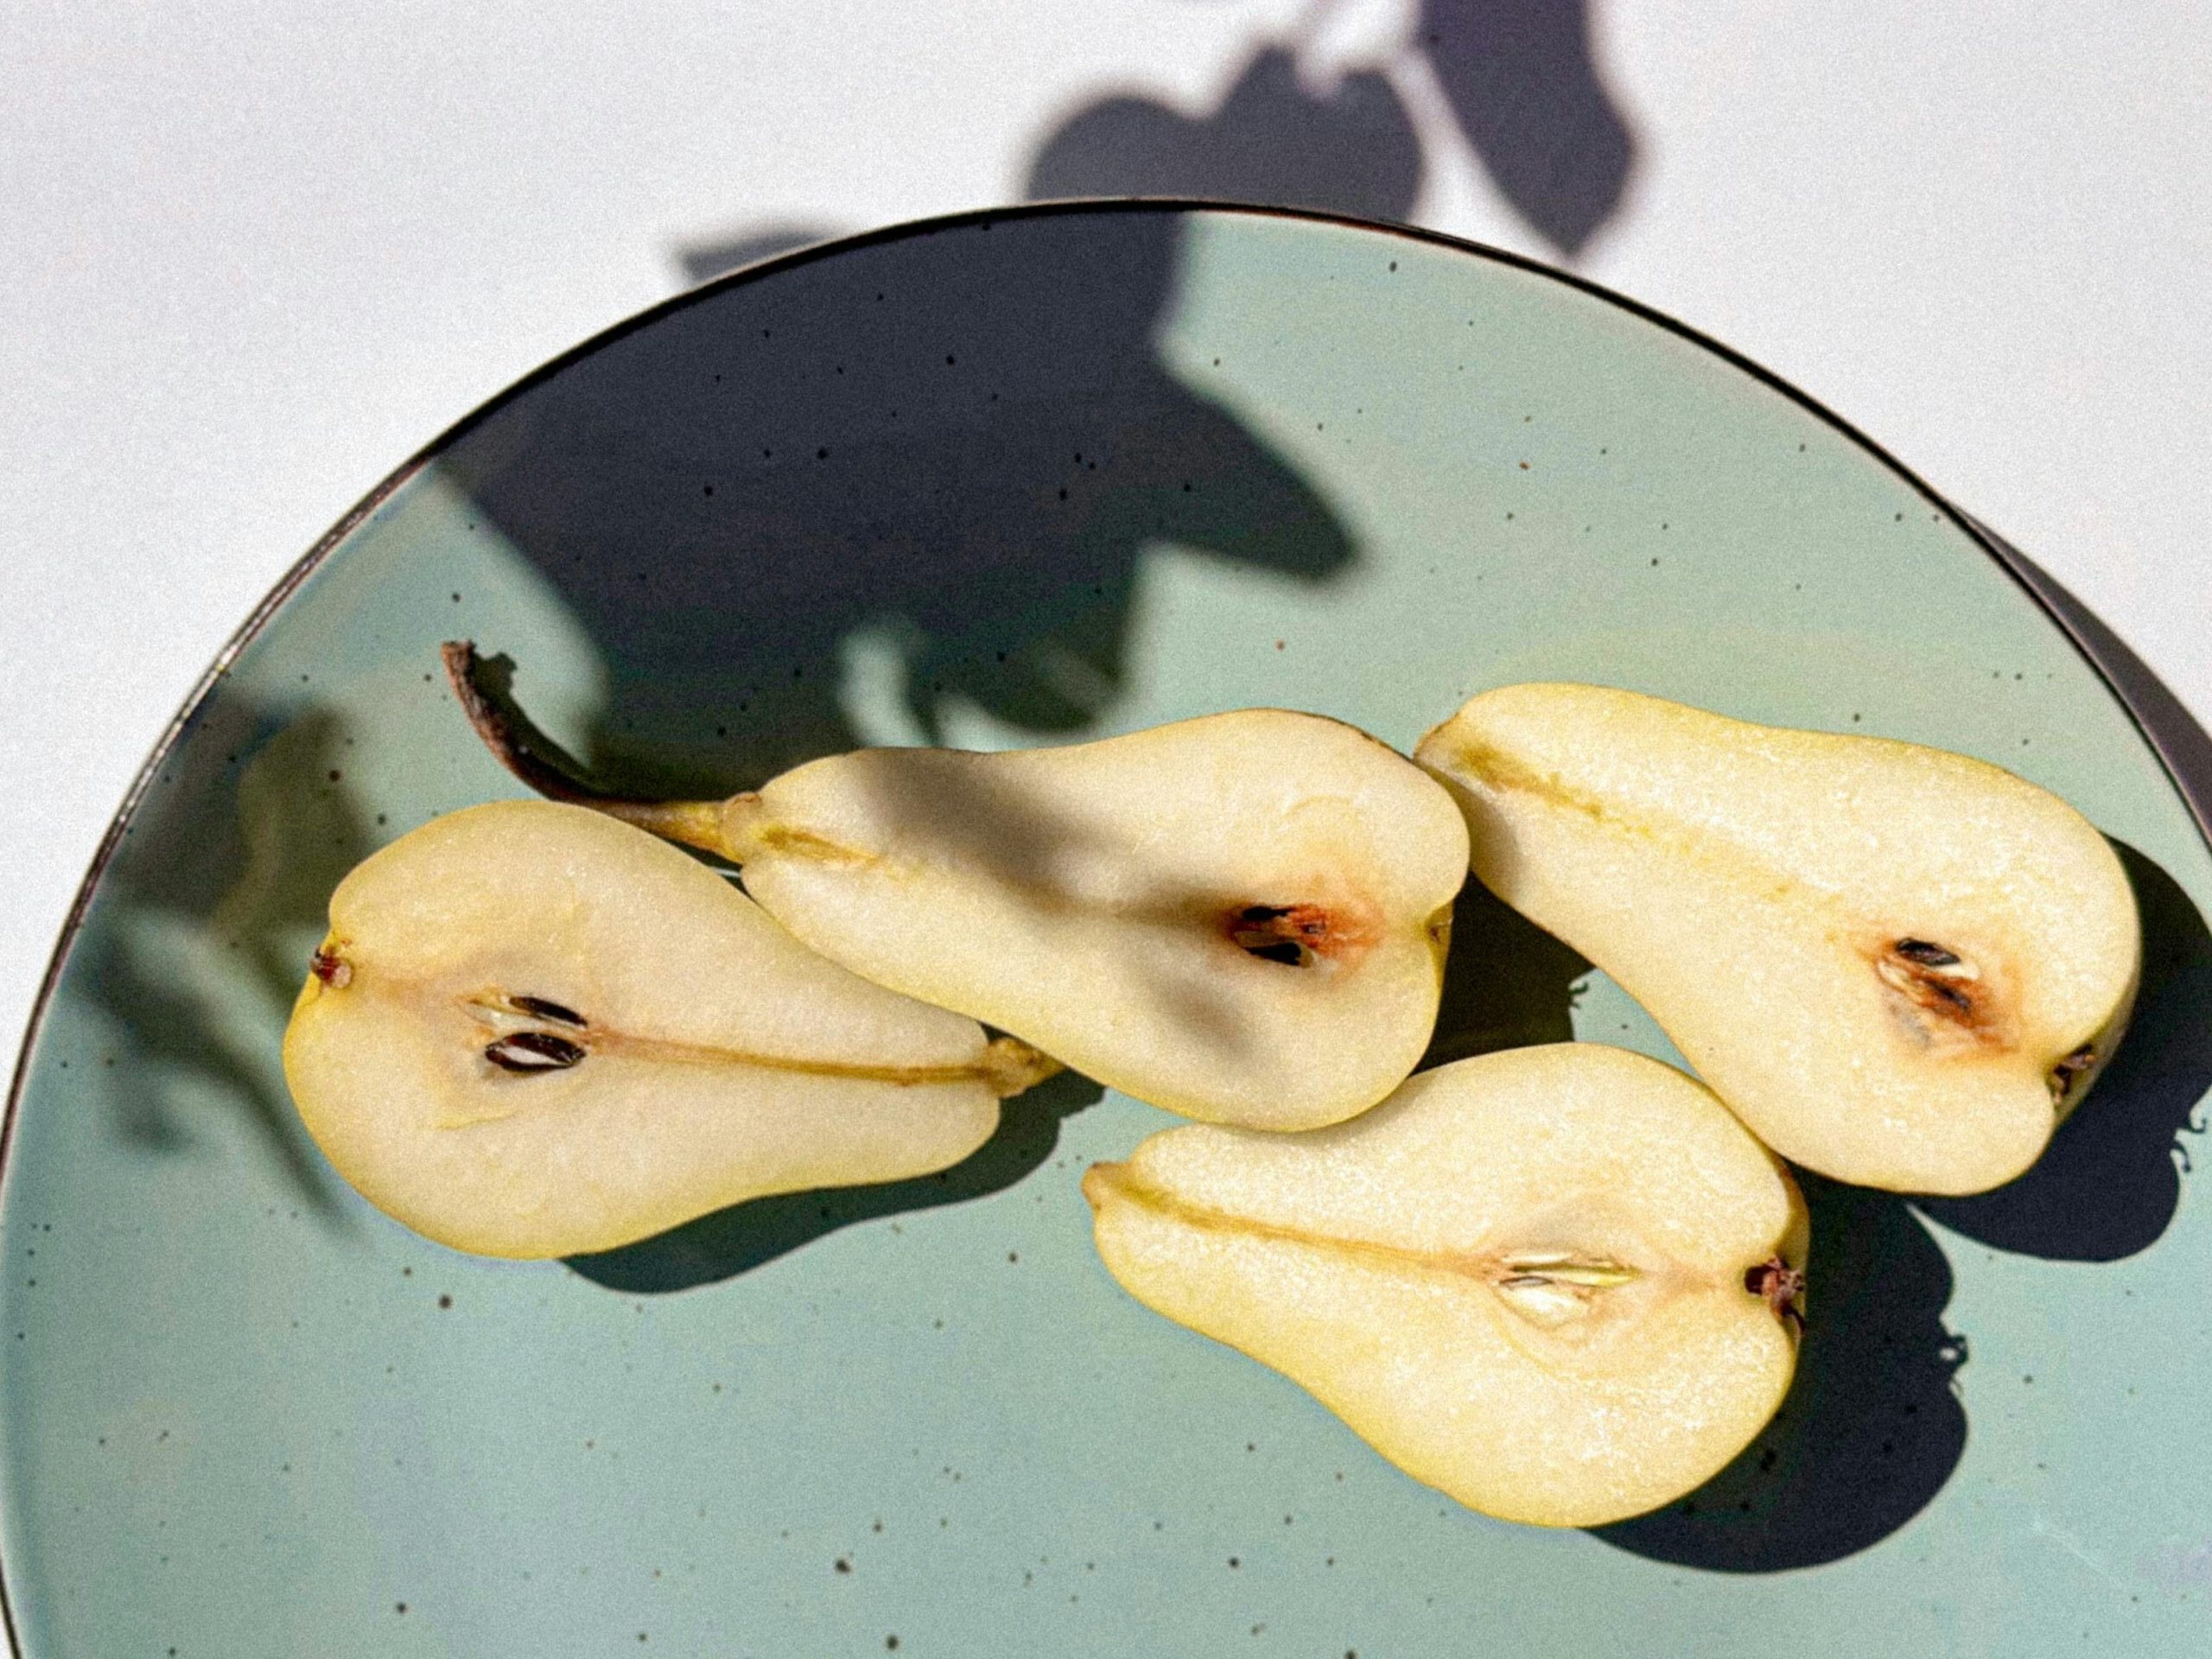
[3,205,2207,1657]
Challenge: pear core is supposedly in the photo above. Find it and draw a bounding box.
[283,801,1052,1258]
[1084,1044,1808,1528]
[1417,683,2142,1193]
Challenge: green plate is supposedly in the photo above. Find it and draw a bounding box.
[5,204,2208,1657]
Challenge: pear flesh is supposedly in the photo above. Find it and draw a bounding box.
[715,714,1467,1130]
[1417,683,2141,1193]
[444,648,1470,1133]
[1084,1044,1808,1529]
[283,801,1052,1258]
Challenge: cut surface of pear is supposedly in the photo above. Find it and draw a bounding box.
[448,644,1469,1131]
[283,800,1052,1258]
[1084,1043,1807,1529]
[1417,683,2141,1194]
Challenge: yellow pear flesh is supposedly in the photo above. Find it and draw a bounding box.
[1417,683,2141,1193]
[706,711,1469,1130]
[283,801,1050,1258]
[1084,1044,1807,1529]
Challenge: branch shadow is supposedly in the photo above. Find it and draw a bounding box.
[672,222,846,289]
[1593,1173,1968,1571]
[563,1066,1104,1294]
[1915,841,2212,1261]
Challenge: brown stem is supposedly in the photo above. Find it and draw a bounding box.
[1745,1255,1808,1332]
[440,640,733,857]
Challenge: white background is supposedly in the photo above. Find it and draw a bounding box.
[3,0,2208,1090]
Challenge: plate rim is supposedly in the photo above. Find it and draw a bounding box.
[3,194,2203,1655]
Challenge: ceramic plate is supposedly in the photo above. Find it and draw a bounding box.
[4,204,2208,1657]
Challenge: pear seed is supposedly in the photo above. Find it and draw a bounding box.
[485,1031,588,1073]
[1893,938,1961,969]
[510,995,586,1027]
[1496,1252,1637,1288]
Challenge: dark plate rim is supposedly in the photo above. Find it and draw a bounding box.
[2,195,2203,1656]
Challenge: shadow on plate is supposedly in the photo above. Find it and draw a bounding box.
[565,1066,1104,1294]
[1594,1173,1968,1572]
[1916,841,2212,1261]
[1418,874,1591,1069]
[70,688,365,1220]
[439,210,1357,802]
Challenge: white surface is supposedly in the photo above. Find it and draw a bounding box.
[3,0,2207,1100]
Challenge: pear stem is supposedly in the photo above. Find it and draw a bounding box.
[441,640,738,861]
[982,1038,1064,1099]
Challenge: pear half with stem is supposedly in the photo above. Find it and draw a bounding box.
[283,800,1053,1258]
[1417,683,2142,1193]
[1084,1044,1808,1529]
[444,643,1469,1131]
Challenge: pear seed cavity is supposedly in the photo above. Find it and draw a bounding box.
[1227,904,1332,968]
[1874,938,2000,1049]
[1489,1253,1638,1330]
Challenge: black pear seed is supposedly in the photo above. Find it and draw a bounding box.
[511,995,586,1027]
[486,1031,588,1073]
[1893,939,1961,968]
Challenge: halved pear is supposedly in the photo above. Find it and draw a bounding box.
[447,644,1469,1131]
[1084,1044,1808,1528]
[1417,683,2142,1193]
[283,800,1052,1258]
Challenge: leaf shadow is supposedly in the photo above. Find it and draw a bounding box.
[1026,45,1424,225]
[1418,0,1637,257]
[74,693,365,1222]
